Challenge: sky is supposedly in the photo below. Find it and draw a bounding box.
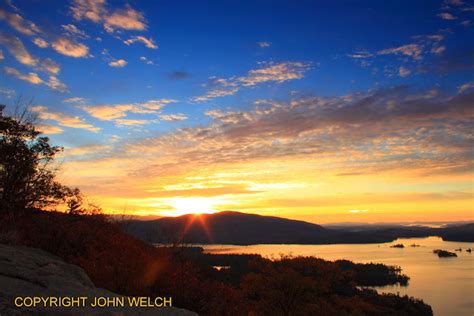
[0,0,473,223]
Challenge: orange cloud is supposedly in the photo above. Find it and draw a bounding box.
[79,99,176,121]
[52,38,89,58]
[104,6,146,32]
[192,62,311,101]
[0,31,38,66]
[124,36,157,49]
[32,37,48,48]
[378,44,423,60]
[0,8,40,36]
[108,59,127,67]
[31,106,99,132]
[4,66,42,84]
[70,0,105,23]
[36,124,64,135]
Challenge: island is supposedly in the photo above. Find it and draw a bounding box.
[390,243,405,248]
[433,249,457,258]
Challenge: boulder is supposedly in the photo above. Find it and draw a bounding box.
[0,244,197,315]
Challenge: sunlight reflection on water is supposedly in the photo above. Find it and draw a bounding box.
[202,237,474,316]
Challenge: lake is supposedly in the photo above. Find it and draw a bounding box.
[202,237,474,316]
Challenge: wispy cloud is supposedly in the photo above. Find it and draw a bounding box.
[431,45,446,55]
[4,66,42,84]
[257,41,271,48]
[79,99,177,121]
[36,124,64,135]
[0,8,40,36]
[115,118,155,126]
[46,76,68,92]
[458,81,474,93]
[160,114,188,122]
[0,31,37,66]
[139,56,155,65]
[64,97,89,104]
[192,62,311,101]
[39,58,61,74]
[61,24,88,39]
[347,51,373,59]
[192,87,239,102]
[124,36,157,49]
[64,144,111,156]
[31,105,100,132]
[378,44,423,60]
[4,66,67,91]
[239,62,310,86]
[438,12,457,20]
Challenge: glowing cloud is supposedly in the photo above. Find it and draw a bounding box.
[31,106,100,132]
[79,99,176,121]
[70,0,105,23]
[0,9,40,36]
[104,6,146,32]
[0,31,38,66]
[124,36,157,49]
[32,38,49,48]
[378,44,423,60]
[4,66,42,84]
[239,62,311,86]
[108,59,127,67]
[52,38,89,58]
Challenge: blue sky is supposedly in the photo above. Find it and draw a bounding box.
[0,0,473,221]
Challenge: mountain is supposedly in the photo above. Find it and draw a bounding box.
[123,211,338,244]
[122,211,474,245]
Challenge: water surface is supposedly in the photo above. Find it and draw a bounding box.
[203,237,474,316]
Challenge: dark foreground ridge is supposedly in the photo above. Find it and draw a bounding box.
[123,211,474,244]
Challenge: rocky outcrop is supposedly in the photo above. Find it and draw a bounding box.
[0,244,197,315]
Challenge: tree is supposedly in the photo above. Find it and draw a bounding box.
[65,187,84,214]
[0,104,69,212]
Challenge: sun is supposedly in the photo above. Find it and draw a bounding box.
[164,197,218,217]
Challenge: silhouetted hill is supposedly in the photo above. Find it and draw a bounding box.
[123,211,474,244]
[124,211,338,244]
[436,223,474,242]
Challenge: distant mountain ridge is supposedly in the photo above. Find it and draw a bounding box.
[122,211,474,245]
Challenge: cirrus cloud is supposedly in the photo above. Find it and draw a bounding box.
[0,8,40,36]
[4,66,42,84]
[31,105,100,132]
[4,66,67,92]
[0,31,37,66]
[192,61,311,102]
[124,35,157,49]
[378,44,423,60]
[79,99,177,121]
